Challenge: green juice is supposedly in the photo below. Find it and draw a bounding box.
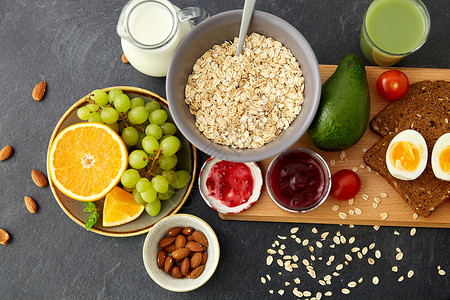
[360,0,430,66]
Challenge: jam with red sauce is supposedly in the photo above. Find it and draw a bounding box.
[206,161,254,207]
[269,151,326,209]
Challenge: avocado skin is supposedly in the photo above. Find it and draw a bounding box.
[307,54,370,151]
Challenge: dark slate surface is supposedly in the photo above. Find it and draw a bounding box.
[0,0,449,299]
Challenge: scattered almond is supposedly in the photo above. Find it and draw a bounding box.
[0,228,10,245]
[31,169,48,188]
[24,196,38,214]
[32,81,46,101]
[121,53,129,64]
[0,145,13,161]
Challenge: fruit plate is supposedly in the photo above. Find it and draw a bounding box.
[46,86,197,237]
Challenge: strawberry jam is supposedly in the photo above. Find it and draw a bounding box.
[269,150,328,210]
[206,161,254,207]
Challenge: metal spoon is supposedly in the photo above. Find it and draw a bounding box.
[235,0,256,56]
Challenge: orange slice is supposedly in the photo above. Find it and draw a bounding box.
[102,187,144,227]
[48,122,128,202]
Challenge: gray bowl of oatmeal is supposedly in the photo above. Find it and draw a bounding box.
[166,10,321,162]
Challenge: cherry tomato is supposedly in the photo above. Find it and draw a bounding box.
[330,169,361,201]
[376,70,409,101]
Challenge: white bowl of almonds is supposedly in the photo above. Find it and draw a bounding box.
[142,214,220,292]
[167,10,321,162]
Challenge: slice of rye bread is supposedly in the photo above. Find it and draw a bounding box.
[364,111,450,217]
[370,80,450,136]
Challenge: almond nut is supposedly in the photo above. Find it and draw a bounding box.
[175,234,187,249]
[121,53,129,64]
[201,252,208,265]
[158,236,176,248]
[182,227,193,235]
[190,252,202,269]
[164,256,174,273]
[24,196,38,214]
[192,230,208,247]
[163,243,177,253]
[32,81,46,101]
[171,248,190,260]
[168,227,183,236]
[171,266,183,278]
[0,228,10,245]
[31,169,48,188]
[186,241,203,252]
[187,234,194,241]
[190,265,205,279]
[180,257,190,275]
[0,145,13,161]
[157,249,167,269]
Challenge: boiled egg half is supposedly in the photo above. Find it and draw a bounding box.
[431,133,450,181]
[386,129,427,180]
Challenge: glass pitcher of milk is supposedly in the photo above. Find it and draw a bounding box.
[117,0,208,77]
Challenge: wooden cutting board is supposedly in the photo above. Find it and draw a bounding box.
[219,65,450,228]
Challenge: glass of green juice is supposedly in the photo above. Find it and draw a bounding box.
[360,0,430,66]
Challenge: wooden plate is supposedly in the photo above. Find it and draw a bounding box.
[46,87,197,237]
[220,65,450,228]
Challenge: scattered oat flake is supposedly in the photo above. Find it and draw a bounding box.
[369,242,376,249]
[302,239,309,246]
[332,204,340,211]
[375,250,381,259]
[261,277,266,284]
[392,266,398,272]
[277,259,283,266]
[394,230,400,235]
[266,256,273,266]
[341,288,350,294]
[292,255,299,262]
[324,275,332,281]
[374,197,381,203]
[349,224,355,228]
[340,236,347,244]
[413,213,419,220]
[319,279,326,286]
[278,289,284,295]
[362,247,368,255]
[360,164,366,168]
[408,270,414,278]
[362,193,369,200]
[321,232,330,239]
[380,192,388,198]
[398,276,404,282]
[293,288,302,297]
[372,276,379,285]
[277,235,287,240]
[280,244,286,250]
[348,237,356,244]
[348,281,357,288]
[373,225,380,230]
[285,281,290,286]
[351,247,360,252]
[373,202,379,209]
[410,228,416,236]
[274,240,280,246]
[290,227,299,234]
[294,277,300,284]
[336,264,344,271]
[316,241,323,248]
[303,291,312,297]
[266,274,271,281]
[354,208,362,215]
[290,235,296,239]
[330,159,336,167]
[358,277,363,283]
[368,258,375,265]
[302,259,309,266]
[309,246,315,252]
[396,247,401,252]
[438,269,446,276]
[339,212,348,219]
[325,291,332,296]
[283,255,292,260]
[310,254,316,261]
[278,249,284,255]
[312,227,318,234]
[380,212,388,220]
[269,290,273,294]
[267,249,276,254]
[345,254,352,261]
[349,209,355,215]
[357,252,363,259]
[362,148,367,153]
[396,252,404,260]
[333,272,340,277]
[295,237,301,244]
[352,167,358,172]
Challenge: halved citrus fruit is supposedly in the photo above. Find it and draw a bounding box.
[102,187,144,227]
[48,122,128,202]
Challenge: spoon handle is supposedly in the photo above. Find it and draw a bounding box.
[235,0,256,56]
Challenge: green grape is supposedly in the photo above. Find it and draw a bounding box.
[136,178,151,193]
[160,136,181,156]
[145,123,163,140]
[158,186,174,200]
[86,103,99,112]
[114,94,131,113]
[132,188,147,205]
[161,170,177,184]
[100,107,119,124]
[141,136,159,155]
[107,122,120,133]
[145,198,161,216]
[88,112,103,123]
[158,154,178,170]
[144,100,161,114]
[170,170,191,189]
[136,130,146,150]
[123,186,134,192]
[119,121,126,133]
[108,89,123,103]
[130,97,145,109]
[91,89,109,106]
[149,109,168,125]
[129,150,149,169]
[151,175,169,193]
[121,169,141,188]
[141,184,157,203]
[128,106,149,124]
[160,122,177,135]
[121,127,139,146]
[77,106,91,120]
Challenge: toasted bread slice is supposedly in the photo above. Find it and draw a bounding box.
[370,80,450,136]
[364,111,450,217]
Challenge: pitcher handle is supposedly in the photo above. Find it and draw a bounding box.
[178,7,209,26]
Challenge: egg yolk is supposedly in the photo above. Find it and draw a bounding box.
[439,146,450,174]
[389,141,421,171]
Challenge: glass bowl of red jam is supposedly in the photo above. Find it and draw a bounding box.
[199,157,263,214]
[266,148,331,213]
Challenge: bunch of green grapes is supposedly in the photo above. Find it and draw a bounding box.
[76,88,191,216]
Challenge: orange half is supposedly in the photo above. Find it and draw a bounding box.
[48,122,128,201]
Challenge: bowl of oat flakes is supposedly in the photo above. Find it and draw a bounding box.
[166,10,321,162]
